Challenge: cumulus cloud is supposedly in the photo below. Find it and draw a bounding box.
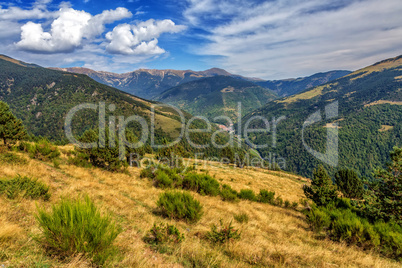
[184,0,402,79]
[105,19,186,55]
[15,7,132,53]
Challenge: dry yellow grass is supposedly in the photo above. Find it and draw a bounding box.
[277,83,338,104]
[0,149,400,267]
[347,56,402,81]
[364,100,402,107]
[379,125,394,132]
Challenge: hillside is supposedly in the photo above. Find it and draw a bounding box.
[256,70,351,97]
[51,67,245,100]
[242,55,402,178]
[0,55,186,141]
[155,76,278,122]
[0,146,399,267]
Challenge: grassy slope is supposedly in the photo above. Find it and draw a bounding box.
[0,147,399,267]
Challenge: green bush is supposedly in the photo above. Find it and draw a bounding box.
[234,213,249,224]
[238,189,257,201]
[0,175,50,200]
[275,196,284,207]
[182,173,220,196]
[154,170,174,189]
[258,189,275,204]
[35,196,121,265]
[0,151,27,165]
[144,222,184,246]
[29,139,60,161]
[157,191,203,223]
[140,167,155,179]
[220,184,238,202]
[305,207,331,232]
[67,151,92,168]
[207,220,241,244]
[284,200,291,208]
[374,221,402,259]
[15,141,31,152]
[291,201,299,209]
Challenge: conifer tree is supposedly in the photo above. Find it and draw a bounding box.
[0,101,26,146]
[334,169,364,199]
[363,147,402,224]
[303,165,337,206]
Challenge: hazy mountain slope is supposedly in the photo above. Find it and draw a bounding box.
[51,67,246,100]
[0,55,185,141]
[242,55,402,178]
[155,76,278,122]
[256,70,351,97]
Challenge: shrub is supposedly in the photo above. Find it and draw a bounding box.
[144,223,184,246]
[220,184,238,202]
[35,196,121,265]
[182,173,220,196]
[234,213,249,224]
[15,141,31,152]
[68,151,92,168]
[291,202,299,210]
[140,167,155,179]
[0,175,50,200]
[284,200,291,208]
[154,170,173,189]
[275,196,284,207]
[157,191,203,223]
[0,152,27,165]
[305,207,331,232]
[374,221,402,259]
[258,189,275,204]
[207,220,241,244]
[29,139,60,161]
[238,189,257,201]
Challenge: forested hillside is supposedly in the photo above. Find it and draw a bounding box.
[156,76,277,122]
[242,55,402,178]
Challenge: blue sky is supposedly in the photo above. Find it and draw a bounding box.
[1,0,402,79]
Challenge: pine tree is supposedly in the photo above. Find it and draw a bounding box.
[0,101,26,146]
[303,165,337,206]
[334,169,364,199]
[363,147,402,224]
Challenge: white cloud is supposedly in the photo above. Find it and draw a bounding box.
[16,7,132,53]
[105,19,186,55]
[184,0,402,79]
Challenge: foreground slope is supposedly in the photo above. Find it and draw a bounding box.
[0,55,184,140]
[155,76,278,122]
[243,55,402,178]
[0,147,399,267]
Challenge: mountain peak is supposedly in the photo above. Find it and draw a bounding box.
[200,68,232,76]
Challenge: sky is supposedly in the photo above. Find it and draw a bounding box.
[0,0,402,79]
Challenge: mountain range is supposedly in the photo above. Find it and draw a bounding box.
[51,66,350,100]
